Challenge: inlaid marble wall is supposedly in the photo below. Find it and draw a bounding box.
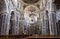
[0,0,59,35]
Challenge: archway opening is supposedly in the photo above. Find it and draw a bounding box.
[54,0,60,35]
[56,20,60,35]
[9,11,15,35]
[54,0,60,10]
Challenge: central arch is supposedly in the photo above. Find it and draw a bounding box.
[24,5,39,24]
[24,5,40,35]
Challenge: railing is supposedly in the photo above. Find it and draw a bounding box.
[0,35,29,39]
[0,35,60,39]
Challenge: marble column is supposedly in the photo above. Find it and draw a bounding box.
[48,11,57,35]
[11,11,20,35]
[15,12,20,35]
[39,0,49,35]
[1,12,10,35]
[40,11,49,35]
[48,0,57,35]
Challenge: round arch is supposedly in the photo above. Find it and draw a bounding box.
[24,5,40,24]
[24,5,40,14]
[9,11,15,35]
